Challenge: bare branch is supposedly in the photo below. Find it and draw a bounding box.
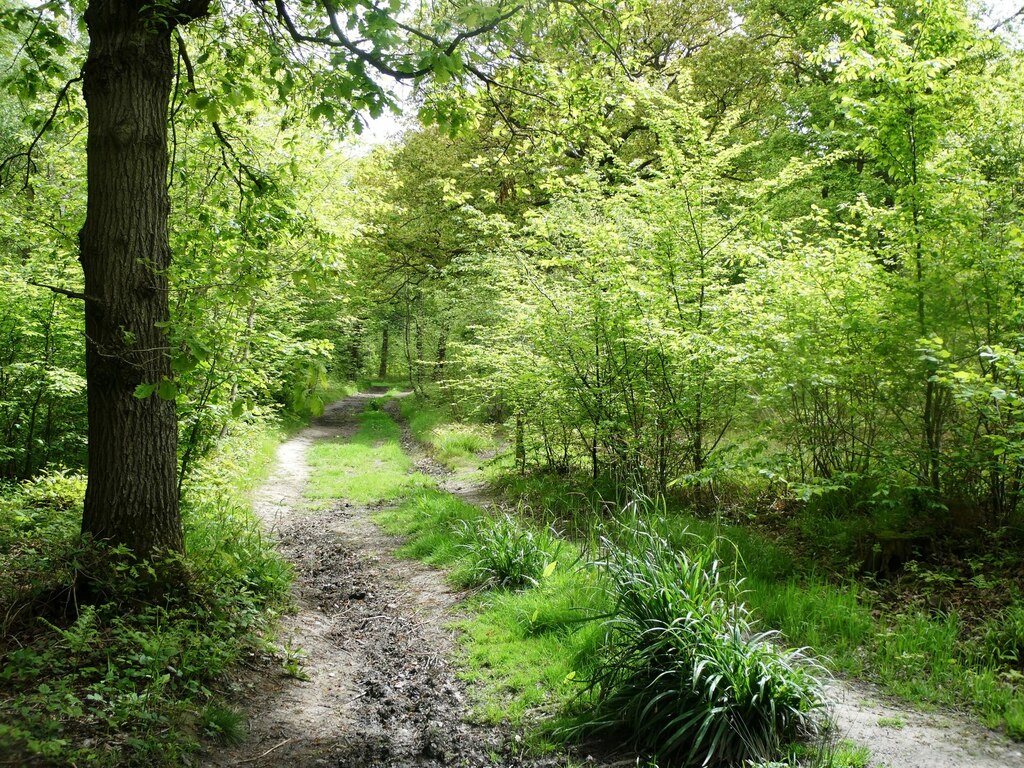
[28,280,94,302]
[990,4,1024,32]
[267,0,519,82]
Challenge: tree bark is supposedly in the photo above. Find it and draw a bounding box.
[434,322,447,380]
[78,0,205,559]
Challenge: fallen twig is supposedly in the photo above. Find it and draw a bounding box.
[239,738,291,764]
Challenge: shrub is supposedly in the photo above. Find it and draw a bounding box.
[571,522,825,766]
[462,512,558,590]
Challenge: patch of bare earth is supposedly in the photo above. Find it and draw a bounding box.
[824,681,1024,768]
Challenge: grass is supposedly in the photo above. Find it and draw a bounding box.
[376,489,482,569]
[306,409,431,504]
[877,716,905,728]
[565,522,825,766]
[399,396,497,469]
[494,471,1024,738]
[374,489,605,730]
[376,487,827,764]
[455,576,607,729]
[746,578,874,676]
[0,416,294,766]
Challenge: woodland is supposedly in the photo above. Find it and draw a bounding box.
[1,0,1024,763]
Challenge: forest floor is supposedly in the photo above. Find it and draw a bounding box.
[208,390,1024,768]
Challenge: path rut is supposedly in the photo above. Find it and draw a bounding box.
[206,392,578,767]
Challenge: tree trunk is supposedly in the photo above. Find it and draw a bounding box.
[515,410,526,475]
[378,325,389,379]
[414,318,424,385]
[78,0,205,559]
[434,322,447,380]
[403,303,415,390]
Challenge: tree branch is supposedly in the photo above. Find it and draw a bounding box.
[268,0,519,82]
[0,73,83,189]
[990,4,1024,32]
[28,280,95,302]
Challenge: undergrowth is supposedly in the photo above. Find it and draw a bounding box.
[376,486,827,765]
[564,522,825,766]
[0,417,294,766]
[497,471,1024,738]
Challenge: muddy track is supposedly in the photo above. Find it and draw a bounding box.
[205,392,584,768]
[206,391,1024,768]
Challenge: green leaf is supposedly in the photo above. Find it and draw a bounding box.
[157,378,178,401]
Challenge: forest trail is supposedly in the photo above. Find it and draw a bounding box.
[208,390,1024,768]
[825,680,1024,768]
[206,390,579,768]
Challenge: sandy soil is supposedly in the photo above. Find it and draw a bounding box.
[825,681,1024,768]
[205,390,1024,768]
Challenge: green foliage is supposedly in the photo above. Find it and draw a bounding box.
[0,419,292,764]
[570,523,824,766]
[978,604,1024,668]
[461,512,558,590]
[200,702,247,745]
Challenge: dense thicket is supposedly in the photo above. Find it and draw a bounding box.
[355,0,1024,540]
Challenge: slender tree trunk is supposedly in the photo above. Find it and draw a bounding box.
[78,0,206,558]
[414,318,424,385]
[378,325,389,379]
[515,410,526,475]
[403,302,415,390]
[434,322,447,380]
[348,318,363,378]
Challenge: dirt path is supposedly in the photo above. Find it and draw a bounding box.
[206,392,583,767]
[826,681,1024,768]
[208,391,1024,768]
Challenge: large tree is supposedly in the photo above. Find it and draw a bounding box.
[1,0,520,564]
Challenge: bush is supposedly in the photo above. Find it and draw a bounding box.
[462,512,559,590]
[571,522,825,766]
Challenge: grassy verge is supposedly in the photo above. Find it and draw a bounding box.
[0,412,305,766]
[398,396,497,470]
[496,474,1024,738]
[375,490,604,729]
[370,400,830,765]
[377,491,838,766]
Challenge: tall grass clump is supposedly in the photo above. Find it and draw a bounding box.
[462,512,560,590]
[572,522,825,767]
